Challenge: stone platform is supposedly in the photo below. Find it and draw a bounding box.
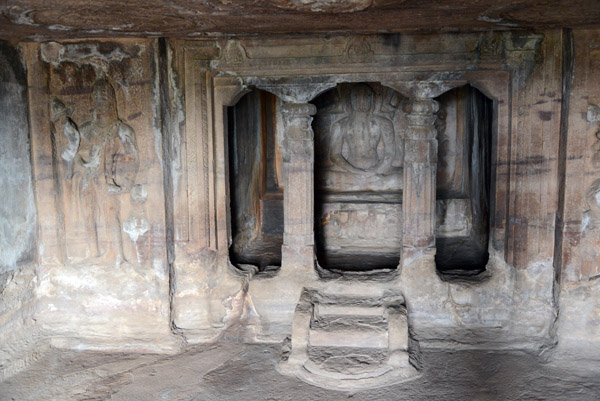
[2,342,600,400]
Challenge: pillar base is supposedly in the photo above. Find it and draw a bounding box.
[281,244,315,272]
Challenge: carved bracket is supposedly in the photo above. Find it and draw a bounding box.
[249,79,337,103]
[383,79,465,100]
[213,76,250,106]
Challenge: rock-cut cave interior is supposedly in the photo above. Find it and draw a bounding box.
[1,1,600,400]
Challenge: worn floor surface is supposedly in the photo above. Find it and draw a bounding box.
[1,342,599,401]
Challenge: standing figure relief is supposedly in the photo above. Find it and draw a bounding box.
[53,78,140,262]
[68,79,139,194]
[585,103,600,226]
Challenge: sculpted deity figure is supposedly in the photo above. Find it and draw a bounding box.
[584,105,600,227]
[329,84,396,177]
[60,78,139,261]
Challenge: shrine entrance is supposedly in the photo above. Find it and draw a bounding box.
[311,83,493,274]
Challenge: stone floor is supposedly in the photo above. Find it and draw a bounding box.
[2,342,600,401]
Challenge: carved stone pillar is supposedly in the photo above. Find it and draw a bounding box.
[402,95,439,259]
[281,102,317,269]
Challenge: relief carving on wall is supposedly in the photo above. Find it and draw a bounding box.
[221,40,247,66]
[313,83,405,193]
[52,78,144,263]
[584,103,600,228]
[345,37,374,62]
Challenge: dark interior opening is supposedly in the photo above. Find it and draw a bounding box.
[227,84,493,274]
[228,89,283,269]
[313,82,405,271]
[312,82,493,274]
[434,85,493,276]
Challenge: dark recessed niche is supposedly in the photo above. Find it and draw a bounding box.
[312,82,405,271]
[312,83,493,274]
[434,85,493,276]
[227,89,283,269]
[227,84,493,276]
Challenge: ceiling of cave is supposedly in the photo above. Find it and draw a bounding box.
[1,0,599,41]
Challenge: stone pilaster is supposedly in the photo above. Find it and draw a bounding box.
[280,102,317,270]
[402,96,439,260]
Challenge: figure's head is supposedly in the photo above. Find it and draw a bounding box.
[50,98,69,122]
[93,78,118,121]
[350,84,375,113]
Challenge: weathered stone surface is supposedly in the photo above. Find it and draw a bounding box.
[0,265,45,381]
[0,40,35,273]
[556,28,600,358]
[1,1,600,41]
[0,40,39,382]
[14,39,181,357]
[2,26,600,393]
[2,344,600,400]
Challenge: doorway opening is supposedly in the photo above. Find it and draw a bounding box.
[227,89,283,269]
[434,85,493,276]
[313,82,405,271]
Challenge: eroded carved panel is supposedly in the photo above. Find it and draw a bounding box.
[53,79,144,263]
[39,40,160,266]
[583,104,600,229]
[313,83,405,194]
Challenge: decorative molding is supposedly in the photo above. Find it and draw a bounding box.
[221,39,247,66]
[253,81,337,103]
[346,36,374,62]
[213,76,250,106]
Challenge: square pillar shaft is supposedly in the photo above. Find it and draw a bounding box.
[281,102,317,269]
[402,97,439,259]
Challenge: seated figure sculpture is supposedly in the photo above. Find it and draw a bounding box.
[319,83,402,193]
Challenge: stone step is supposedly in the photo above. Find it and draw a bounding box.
[308,345,388,366]
[311,315,387,331]
[307,345,390,376]
[303,359,393,380]
[311,302,387,330]
[315,303,385,317]
[309,327,388,349]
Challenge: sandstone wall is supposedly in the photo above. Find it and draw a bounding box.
[0,40,41,380]
[0,41,35,272]
[21,39,180,352]
[1,29,600,379]
[557,28,600,359]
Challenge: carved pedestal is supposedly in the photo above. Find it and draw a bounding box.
[281,102,317,269]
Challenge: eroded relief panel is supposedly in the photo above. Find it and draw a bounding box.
[584,104,600,227]
[52,79,144,263]
[314,83,404,193]
[562,31,600,282]
[39,40,160,266]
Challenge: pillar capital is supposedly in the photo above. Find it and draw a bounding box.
[281,102,317,117]
[282,101,316,162]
